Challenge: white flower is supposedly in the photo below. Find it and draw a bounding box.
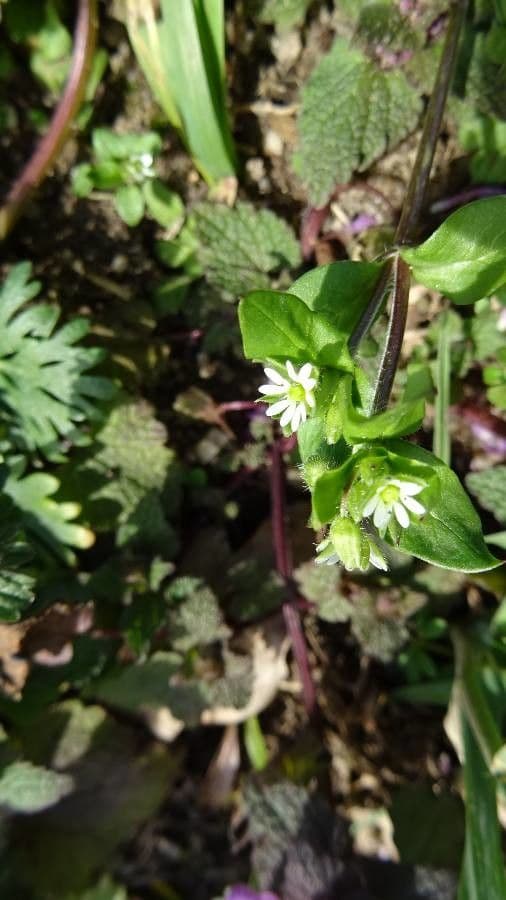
[362,478,426,535]
[129,152,155,182]
[259,360,317,434]
[315,534,388,572]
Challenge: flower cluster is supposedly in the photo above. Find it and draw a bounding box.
[257,360,428,574]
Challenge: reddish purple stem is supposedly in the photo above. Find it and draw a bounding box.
[430,184,506,215]
[0,0,98,239]
[270,438,316,717]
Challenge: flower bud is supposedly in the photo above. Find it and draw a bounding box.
[329,516,370,571]
[303,455,329,489]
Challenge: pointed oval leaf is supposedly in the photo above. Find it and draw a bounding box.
[239,290,353,370]
[402,197,506,304]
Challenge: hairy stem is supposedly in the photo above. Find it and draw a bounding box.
[433,305,452,464]
[270,438,317,717]
[371,254,411,414]
[395,0,469,245]
[0,0,98,240]
[350,0,468,385]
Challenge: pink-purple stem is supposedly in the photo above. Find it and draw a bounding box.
[0,0,98,239]
[430,184,506,215]
[270,437,317,717]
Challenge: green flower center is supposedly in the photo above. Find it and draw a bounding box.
[288,384,306,403]
[380,484,400,505]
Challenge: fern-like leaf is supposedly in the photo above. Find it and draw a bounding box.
[0,263,115,456]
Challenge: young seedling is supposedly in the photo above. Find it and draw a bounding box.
[72,127,184,229]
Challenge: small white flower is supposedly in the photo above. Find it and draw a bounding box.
[362,478,426,536]
[129,152,155,182]
[315,535,388,572]
[259,360,317,434]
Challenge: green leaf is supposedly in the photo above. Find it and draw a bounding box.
[68,401,181,554]
[385,441,500,572]
[168,579,229,651]
[332,375,425,444]
[289,260,383,331]
[458,715,506,900]
[0,759,73,813]
[251,0,313,30]
[0,498,34,622]
[142,179,184,229]
[192,201,301,298]
[158,0,236,182]
[239,290,353,369]
[92,128,162,161]
[294,37,422,205]
[0,262,115,456]
[401,197,506,304]
[114,184,145,227]
[458,110,506,184]
[244,716,269,771]
[391,786,465,870]
[71,164,94,198]
[466,465,506,526]
[5,700,178,896]
[5,465,94,565]
[312,453,365,526]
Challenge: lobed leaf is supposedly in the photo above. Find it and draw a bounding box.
[0,263,115,456]
[294,38,422,205]
[192,201,301,298]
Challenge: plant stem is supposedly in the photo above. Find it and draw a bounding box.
[371,254,411,414]
[270,438,317,717]
[395,0,469,246]
[433,305,452,464]
[0,0,98,240]
[350,0,468,404]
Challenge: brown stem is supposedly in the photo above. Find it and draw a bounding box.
[0,0,98,240]
[270,438,317,717]
[351,0,468,409]
[395,0,469,245]
[371,255,411,413]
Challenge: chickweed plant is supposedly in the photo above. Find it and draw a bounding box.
[238,2,506,894]
[71,127,184,229]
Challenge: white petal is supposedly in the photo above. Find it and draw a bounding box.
[298,403,307,423]
[286,360,297,380]
[369,546,388,571]
[264,367,287,386]
[403,496,426,516]
[306,391,315,409]
[291,406,302,432]
[258,384,287,395]
[363,494,379,518]
[394,502,410,528]
[397,480,423,496]
[266,398,291,417]
[280,403,296,428]
[298,363,313,382]
[373,501,390,532]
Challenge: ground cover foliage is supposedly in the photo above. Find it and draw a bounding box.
[0,1,505,898]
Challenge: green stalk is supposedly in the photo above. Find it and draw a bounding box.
[434,306,452,464]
